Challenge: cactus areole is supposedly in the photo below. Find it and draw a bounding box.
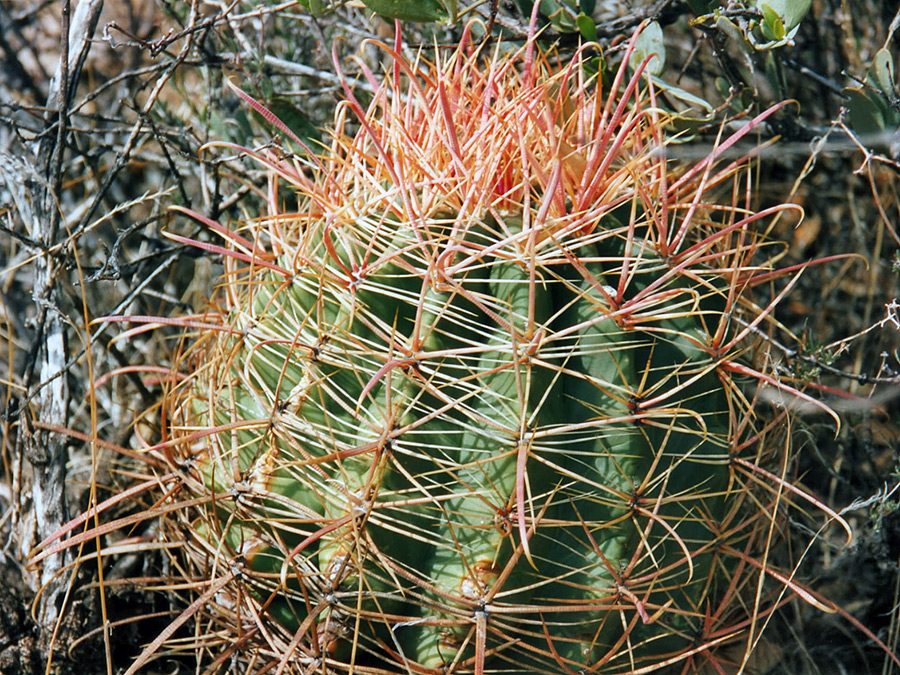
[167,26,806,675]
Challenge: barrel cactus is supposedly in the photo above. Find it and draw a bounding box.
[145,27,825,675]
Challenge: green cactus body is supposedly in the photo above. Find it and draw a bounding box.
[167,30,798,675]
[413,255,560,667]
[534,266,652,669]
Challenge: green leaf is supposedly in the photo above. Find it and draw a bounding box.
[630,21,665,76]
[576,13,597,42]
[650,75,716,140]
[763,51,786,98]
[757,0,812,31]
[870,48,897,98]
[714,76,732,101]
[539,0,577,32]
[846,87,890,135]
[581,53,607,82]
[359,0,448,22]
[648,75,714,113]
[847,49,900,136]
[759,4,785,41]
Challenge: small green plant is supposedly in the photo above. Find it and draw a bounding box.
[691,0,814,48]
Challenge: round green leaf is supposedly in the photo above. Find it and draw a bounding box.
[630,21,665,76]
[846,87,889,134]
[576,13,597,42]
[870,48,897,98]
[359,0,448,22]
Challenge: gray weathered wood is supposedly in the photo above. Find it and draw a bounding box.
[6,0,105,644]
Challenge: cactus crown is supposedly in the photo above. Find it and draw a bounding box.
[152,25,823,675]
